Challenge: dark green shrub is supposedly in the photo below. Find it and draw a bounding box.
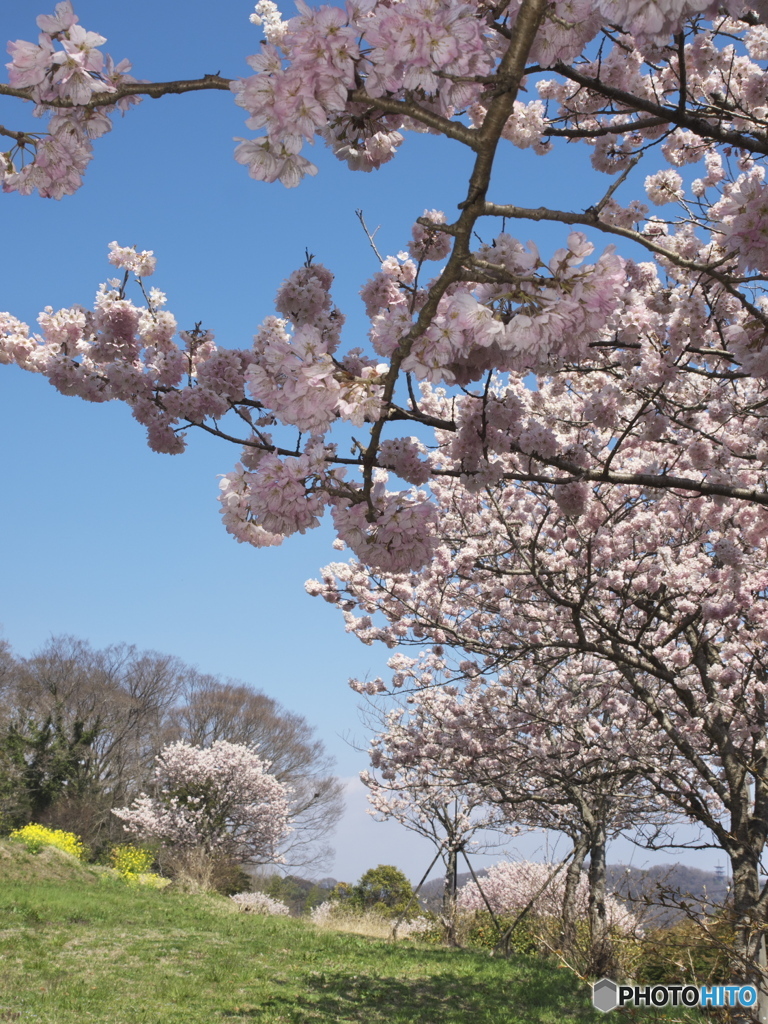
[211,860,253,897]
[259,874,334,915]
[634,917,734,985]
[458,911,540,954]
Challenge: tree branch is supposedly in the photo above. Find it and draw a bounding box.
[481,201,768,326]
[0,75,233,111]
[552,62,768,156]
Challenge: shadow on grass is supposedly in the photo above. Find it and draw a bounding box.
[248,960,598,1024]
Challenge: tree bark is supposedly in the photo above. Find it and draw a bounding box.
[443,844,459,946]
[561,833,589,954]
[587,818,614,976]
[727,839,768,1023]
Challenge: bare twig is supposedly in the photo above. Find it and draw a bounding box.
[355,209,385,263]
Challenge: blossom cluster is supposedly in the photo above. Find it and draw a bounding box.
[232,0,493,185]
[7,195,762,579]
[9,0,765,201]
[231,0,759,185]
[230,890,290,914]
[4,1,139,197]
[0,221,642,570]
[5,8,768,577]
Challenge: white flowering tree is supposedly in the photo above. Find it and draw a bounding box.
[362,718,516,940]
[112,739,291,863]
[458,860,639,936]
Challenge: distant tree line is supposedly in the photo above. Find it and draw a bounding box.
[0,635,343,867]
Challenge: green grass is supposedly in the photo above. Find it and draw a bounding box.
[0,840,676,1024]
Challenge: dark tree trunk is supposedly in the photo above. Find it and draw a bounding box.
[443,845,459,946]
[587,818,614,976]
[562,833,589,954]
[727,839,768,1023]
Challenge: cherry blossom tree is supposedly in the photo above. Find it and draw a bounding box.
[362,703,517,940]
[309,469,768,997]
[112,739,291,863]
[457,859,637,936]
[358,653,670,967]
[166,672,343,869]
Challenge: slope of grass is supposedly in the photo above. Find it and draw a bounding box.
[0,837,106,885]
[0,839,654,1023]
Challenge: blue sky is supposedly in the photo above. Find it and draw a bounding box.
[1,0,725,881]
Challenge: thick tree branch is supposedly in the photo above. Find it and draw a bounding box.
[357,0,549,506]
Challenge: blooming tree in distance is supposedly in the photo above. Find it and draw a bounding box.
[457,859,638,935]
[363,700,517,934]
[113,740,291,862]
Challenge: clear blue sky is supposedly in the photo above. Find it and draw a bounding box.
[1,0,724,880]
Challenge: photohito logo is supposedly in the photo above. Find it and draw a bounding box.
[592,978,758,1012]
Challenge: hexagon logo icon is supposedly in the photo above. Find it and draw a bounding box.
[592,978,618,1013]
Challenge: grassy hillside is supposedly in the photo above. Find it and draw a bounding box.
[0,839,610,1024]
[0,837,107,885]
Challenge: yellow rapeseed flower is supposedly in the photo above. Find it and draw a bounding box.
[109,844,155,879]
[9,823,86,860]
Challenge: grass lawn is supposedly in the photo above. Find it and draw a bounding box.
[0,841,684,1023]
